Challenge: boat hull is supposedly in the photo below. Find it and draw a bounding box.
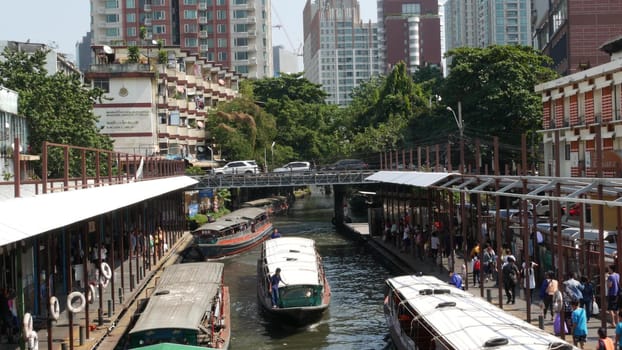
[192,222,272,260]
[256,259,331,327]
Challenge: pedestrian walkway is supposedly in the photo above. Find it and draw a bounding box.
[8,232,194,350]
[345,223,609,348]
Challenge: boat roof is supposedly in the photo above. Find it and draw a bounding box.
[137,343,217,350]
[129,262,224,335]
[193,207,266,232]
[263,237,321,286]
[386,275,579,350]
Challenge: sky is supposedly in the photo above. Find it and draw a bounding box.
[0,0,377,62]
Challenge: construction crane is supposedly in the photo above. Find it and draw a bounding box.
[272,5,303,56]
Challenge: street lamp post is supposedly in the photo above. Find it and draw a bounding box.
[447,102,464,173]
[270,141,276,171]
[207,146,213,160]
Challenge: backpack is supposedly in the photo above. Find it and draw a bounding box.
[474,259,481,271]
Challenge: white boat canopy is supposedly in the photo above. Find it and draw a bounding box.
[263,237,320,286]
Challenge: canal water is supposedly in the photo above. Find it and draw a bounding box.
[224,189,394,350]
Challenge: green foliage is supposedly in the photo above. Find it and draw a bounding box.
[157,50,167,64]
[127,46,140,63]
[441,45,558,164]
[185,166,205,175]
[0,47,113,178]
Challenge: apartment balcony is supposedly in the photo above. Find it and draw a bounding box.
[177,99,188,109]
[144,4,152,12]
[200,44,209,51]
[167,99,177,109]
[199,2,207,10]
[199,16,208,24]
[188,101,197,111]
[178,127,188,137]
[144,18,152,26]
[97,22,120,28]
[89,63,152,74]
[167,125,178,135]
[189,128,205,139]
[199,31,208,38]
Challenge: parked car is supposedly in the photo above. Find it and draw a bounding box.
[212,160,260,175]
[273,161,312,173]
[568,203,591,217]
[531,199,566,217]
[323,159,368,170]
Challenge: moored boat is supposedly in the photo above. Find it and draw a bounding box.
[384,274,579,350]
[257,237,330,326]
[189,207,273,260]
[128,262,230,349]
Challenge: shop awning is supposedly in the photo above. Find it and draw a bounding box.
[365,171,455,188]
[0,176,198,247]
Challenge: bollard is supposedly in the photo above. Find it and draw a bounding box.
[98,308,103,326]
[118,288,124,304]
[486,289,492,302]
[538,315,544,329]
[79,326,85,345]
[130,275,135,290]
[108,300,112,317]
[61,342,68,350]
[142,266,146,278]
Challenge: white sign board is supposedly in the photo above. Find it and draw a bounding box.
[96,107,153,134]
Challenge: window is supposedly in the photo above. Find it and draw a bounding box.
[184,10,197,19]
[105,28,120,37]
[184,0,197,4]
[402,3,420,14]
[234,37,248,46]
[218,51,227,61]
[217,10,227,20]
[105,0,119,9]
[127,13,136,23]
[233,10,246,18]
[152,0,164,4]
[127,27,136,36]
[235,65,249,73]
[234,23,247,32]
[217,38,227,47]
[106,14,119,23]
[153,11,165,20]
[217,24,226,33]
[565,144,571,161]
[235,51,248,60]
[233,0,247,4]
[94,79,110,93]
[217,0,225,5]
[154,25,166,34]
[185,38,198,47]
[184,23,198,33]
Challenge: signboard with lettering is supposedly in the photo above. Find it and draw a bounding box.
[95,107,153,134]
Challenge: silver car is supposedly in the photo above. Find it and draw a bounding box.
[213,160,260,174]
[273,161,312,173]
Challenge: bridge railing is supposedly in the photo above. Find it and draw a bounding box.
[194,170,377,188]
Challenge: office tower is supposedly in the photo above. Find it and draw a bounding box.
[90,0,272,78]
[273,45,300,77]
[377,0,441,73]
[303,0,380,105]
[533,0,622,75]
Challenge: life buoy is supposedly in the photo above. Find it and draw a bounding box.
[27,330,38,350]
[100,262,112,280]
[67,292,86,313]
[49,296,60,321]
[99,274,110,288]
[22,312,33,336]
[87,283,96,304]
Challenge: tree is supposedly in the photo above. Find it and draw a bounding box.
[0,47,113,177]
[442,45,558,166]
[127,46,140,63]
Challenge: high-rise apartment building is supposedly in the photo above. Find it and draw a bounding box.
[273,45,300,77]
[302,0,380,106]
[377,0,441,73]
[533,0,622,76]
[90,0,272,78]
[444,0,531,52]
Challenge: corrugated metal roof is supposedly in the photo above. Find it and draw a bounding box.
[130,262,224,334]
[0,176,197,246]
[365,171,454,187]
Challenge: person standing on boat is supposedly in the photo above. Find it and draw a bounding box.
[271,228,281,239]
[270,268,287,308]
